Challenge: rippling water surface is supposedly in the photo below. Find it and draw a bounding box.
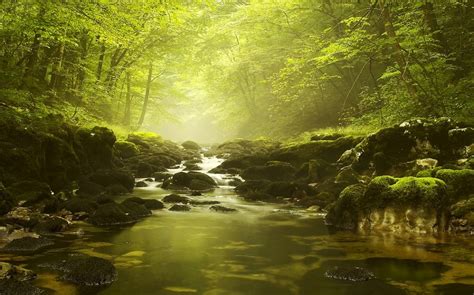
[4,157,474,294]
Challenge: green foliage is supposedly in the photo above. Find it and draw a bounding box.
[0,1,473,139]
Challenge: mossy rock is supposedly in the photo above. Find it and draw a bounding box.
[88,202,137,226]
[33,217,68,233]
[121,199,152,218]
[162,194,190,204]
[434,169,474,200]
[272,136,361,165]
[62,198,98,213]
[6,181,52,203]
[163,171,216,191]
[365,176,448,209]
[326,184,367,230]
[2,237,54,253]
[326,176,449,230]
[87,169,135,193]
[75,126,116,170]
[0,279,46,295]
[46,255,117,286]
[181,141,201,150]
[241,161,296,181]
[114,141,139,159]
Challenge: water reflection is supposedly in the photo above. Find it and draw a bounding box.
[15,158,474,294]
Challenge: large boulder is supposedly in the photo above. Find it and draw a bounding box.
[162,172,217,192]
[6,181,52,204]
[123,197,164,210]
[114,141,139,159]
[241,161,296,181]
[62,198,98,214]
[79,169,134,196]
[272,136,361,166]
[344,119,473,174]
[75,126,116,170]
[326,176,449,233]
[181,141,201,151]
[88,202,138,226]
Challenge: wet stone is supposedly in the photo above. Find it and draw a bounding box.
[43,255,117,286]
[0,279,46,295]
[2,237,54,253]
[209,205,237,213]
[169,204,191,211]
[324,266,375,282]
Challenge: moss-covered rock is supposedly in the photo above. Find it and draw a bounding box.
[272,136,361,166]
[114,141,139,159]
[6,181,52,203]
[433,169,474,200]
[44,255,117,286]
[62,198,97,213]
[349,119,473,174]
[449,197,474,233]
[33,216,69,234]
[2,237,54,253]
[181,141,200,150]
[162,171,216,192]
[87,169,134,193]
[121,199,152,218]
[326,176,449,233]
[88,202,137,226]
[0,279,46,295]
[241,161,296,181]
[162,194,190,204]
[169,204,191,211]
[326,184,367,230]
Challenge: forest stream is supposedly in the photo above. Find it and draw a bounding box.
[2,156,472,295]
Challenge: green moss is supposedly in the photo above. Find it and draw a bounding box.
[390,177,448,208]
[326,184,367,229]
[114,141,139,159]
[434,169,474,200]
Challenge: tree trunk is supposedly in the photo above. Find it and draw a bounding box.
[137,63,153,128]
[76,31,89,91]
[379,1,419,101]
[96,42,105,81]
[122,72,132,127]
[421,2,449,54]
[21,32,41,88]
[49,42,65,90]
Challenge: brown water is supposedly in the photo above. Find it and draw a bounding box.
[2,157,474,295]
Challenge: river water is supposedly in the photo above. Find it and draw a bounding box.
[3,157,474,294]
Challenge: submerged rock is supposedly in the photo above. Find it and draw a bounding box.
[135,181,148,188]
[45,255,117,286]
[325,266,375,281]
[124,197,164,210]
[2,237,54,253]
[33,216,69,234]
[162,194,190,204]
[209,205,237,213]
[169,204,191,211]
[0,279,45,295]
